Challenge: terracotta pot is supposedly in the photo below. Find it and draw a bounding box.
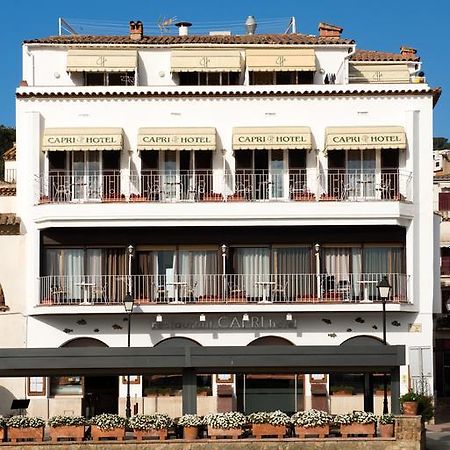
[91,425,125,441]
[8,426,44,443]
[49,425,85,442]
[183,426,199,440]
[251,423,287,439]
[134,428,168,441]
[379,423,394,438]
[207,426,243,439]
[295,424,329,438]
[402,401,418,415]
[340,422,375,438]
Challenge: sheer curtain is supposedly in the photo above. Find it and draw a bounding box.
[179,250,218,297]
[234,248,270,297]
[64,250,84,299]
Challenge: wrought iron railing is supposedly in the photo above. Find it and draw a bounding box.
[40,272,410,306]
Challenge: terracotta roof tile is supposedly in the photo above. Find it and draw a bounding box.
[3,144,16,161]
[24,33,354,46]
[351,49,420,62]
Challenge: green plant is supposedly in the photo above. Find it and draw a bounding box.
[178,414,205,427]
[0,416,6,428]
[48,415,87,427]
[205,412,247,430]
[90,413,126,430]
[128,413,172,431]
[247,410,290,426]
[379,414,395,425]
[7,415,45,428]
[291,409,332,428]
[399,390,419,403]
[417,394,434,422]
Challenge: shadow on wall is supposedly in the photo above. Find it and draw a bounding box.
[0,385,16,416]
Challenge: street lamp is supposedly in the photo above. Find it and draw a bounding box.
[377,275,392,414]
[221,245,228,301]
[124,244,135,419]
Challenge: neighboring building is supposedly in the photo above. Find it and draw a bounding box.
[0,18,441,418]
[433,138,450,400]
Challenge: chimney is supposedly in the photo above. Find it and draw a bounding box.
[175,21,192,36]
[129,21,143,41]
[318,22,343,39]
[400,46,417,59]
[245,16,257,35]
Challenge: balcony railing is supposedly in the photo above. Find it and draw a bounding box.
[37,169,412,204]
[1,168,16,183]
[40,272,410,306]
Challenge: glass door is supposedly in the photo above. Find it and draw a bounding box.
[71,151,101,201]
[162,152,178,201]
[269,149,285,199]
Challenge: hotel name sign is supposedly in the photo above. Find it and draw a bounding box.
[233,130,311,149]
[138,129,216,150]
[330,134,403,145]
[151,315,297,330]
[44,135,121,146]
[141,135,214,145]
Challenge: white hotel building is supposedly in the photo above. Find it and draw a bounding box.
[0,19,441,418]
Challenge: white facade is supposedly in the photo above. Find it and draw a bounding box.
[0,21,439,417]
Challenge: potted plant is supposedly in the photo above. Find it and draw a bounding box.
[0,416,6,442]
[400,390,419,415]
[129,193,147,202]
[247,410,290,439]
[178,414,205,440]
[334,411,377,438]
[90,413,126,441]
[205,412,246,439]
[330,385,354,395]
[128,413,172,441]
[379,414,395,438]
[48,415,87,442]
[291,409,332,438]
[6,415,46,442]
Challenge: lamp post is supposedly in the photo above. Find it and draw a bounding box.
[124,244,135,419]
[377,275,392,415]
[314,243,321,299]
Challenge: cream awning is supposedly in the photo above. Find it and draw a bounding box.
[325,126,407,151]
[233,127,312,150]
[349,63,410,84]
[42,128,124,151]
[67,49,137,72]
[138,128,216,151]
[171,49,243,72]
[246,48,316,72]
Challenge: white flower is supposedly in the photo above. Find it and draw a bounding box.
[291,409,332,428]
[334,411,377,425]
[90,413,126,431]
[205,412,246,430]
[247,410,290,426]
[128,413,172,431]
[48,415,87,427]
[178,414,205,427]
[7,415,45,428]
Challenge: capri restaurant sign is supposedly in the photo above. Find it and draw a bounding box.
[151,315,297,330]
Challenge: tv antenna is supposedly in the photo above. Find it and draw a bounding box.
[157,16,177,34]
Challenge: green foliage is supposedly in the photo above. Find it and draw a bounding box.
[399,390,419,402]
[379,414,395,425]
[417,394,434,422]
[48,415,87,427]
[434,137,450,150]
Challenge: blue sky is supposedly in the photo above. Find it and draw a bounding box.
[1,0,448,137]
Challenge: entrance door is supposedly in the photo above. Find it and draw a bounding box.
[83,376,119,418]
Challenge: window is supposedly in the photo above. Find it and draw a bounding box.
[50,376,83,396]
[439,192,450,212]
[143,374,212,397]
[249,71,314,85]
[85,71,135,86]
[178,71,240,86]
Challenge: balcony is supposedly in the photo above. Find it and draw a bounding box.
[37,169,412,204]
[40,272,410,306]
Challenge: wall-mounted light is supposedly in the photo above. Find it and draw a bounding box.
[199,314,206,322]
[242,313,250,322]
[286,313,293,321]
[156,314,163,323]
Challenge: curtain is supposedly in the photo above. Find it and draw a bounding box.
[234,248,270,297]
[179,250,218,297]
[101,249,126,302]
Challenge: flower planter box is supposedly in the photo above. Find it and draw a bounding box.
[183,426,199,440]
[91,425,125,441]
[340,422,375,438]
[49,425,85,442]
[208,426,243,439]
[202,194,223,202]
[134,428,168,441]
[295,424,330,438]
[252,423,286,439]
[227,195,246,202]
[379,423,394,438]
[8,426,44,442]
[0,427,4,442]
[292,194,315,201]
